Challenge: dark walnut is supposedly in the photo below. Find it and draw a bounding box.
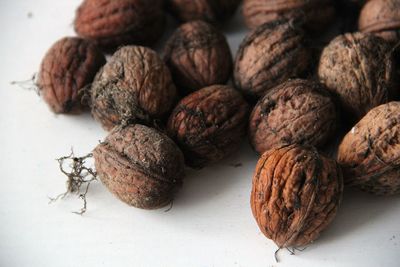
[251,145,343,248]
[338,102,400,195]
[167,85,249,168]
[164,20,232,95]
[91,46,177,131]
[242,0,335,33]
[93,124,185,209]
[249,79,338,155]
[166,0,241,23]
[318,32,395,122]
[74,0,165,51]
[359,0,400,43]
[37,37,105,114]
[234,19,310,99]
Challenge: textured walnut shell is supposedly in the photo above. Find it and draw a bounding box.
[359,0,400,43]
[91,46,177,131]
[37,37,105,114]
[166,0,241,23]
[164,20,232,95]
[93,124,185,209]
[167,85,249,168]
[251,145,343,248]
[249,79,338,154]
[338,102,400,195]
[318,32,395,122]
[74,0,165,51]
[234,19,310,99]
[242,0,335,33]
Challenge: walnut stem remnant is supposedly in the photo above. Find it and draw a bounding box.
[10,73,39,95]
[49,150,97,215]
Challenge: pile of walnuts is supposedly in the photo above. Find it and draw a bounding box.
[35,0,400,255]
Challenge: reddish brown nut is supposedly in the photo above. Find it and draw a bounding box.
[242,0,335,33]
[93,124,185,209]
[37,37,105,114]
[338,102,400,195]
[251,145,343,248]
[91,46,177,131]
[318,32,395,122]
[164,20,232,95]
[166,0,241,23]
[167,85,249,168]
[234,19,310,99]
[74,0,165,51]
[249,79,338,155]
[359,0,400,43]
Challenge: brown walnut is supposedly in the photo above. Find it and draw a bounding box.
[318,32,395,122]
[93,124,185,209]
[167,85,249,168]
[242,0,335,33]
[74,0,165,51]
[164,20,232,95]
[91,46,177,131]
[234,19,310,99]
[359,0,400,43]
[166,0,241,24]
[251,145,343,248]
[338,102,400,195]
[37,37,105,114]
[249,79,338,155]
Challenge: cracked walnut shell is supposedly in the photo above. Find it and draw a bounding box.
[249,79,338,155]
[251,145,343,248]
[338,102,400,195]
[91,46,177,131]
[93,124,185,209]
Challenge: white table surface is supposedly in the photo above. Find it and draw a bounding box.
[0,1,399,266]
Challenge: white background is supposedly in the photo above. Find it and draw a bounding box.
[0,1,399,266]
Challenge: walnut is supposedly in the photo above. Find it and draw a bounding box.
[359,0,400,43]
[251,145,343,248]
[234,19,310,99]
[338,102,400,195]
[242,0,336,33]
[91,46,177,131]
[318,32,395,122]
[249,79,338,155]
[166,0,241,24]
[164,20,232,95]
[37,37,105,114]
[167,85,249,168]
[74,0,165,51]
[93,124,185,209]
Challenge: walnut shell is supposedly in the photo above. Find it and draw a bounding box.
[318,32,395,122]
[91,46,177,131]
[93,124,185,209]
[242,0,335,33]
[167,85,249,168]
[249,79,338,154]
[359,0,400,43]
[338,102,400,195]
[37,37,105,114]
[164,20,232,95]
[251,145,343,248]
[166,0,241,23]
[234,19,310,99]
[74,0,165,51]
